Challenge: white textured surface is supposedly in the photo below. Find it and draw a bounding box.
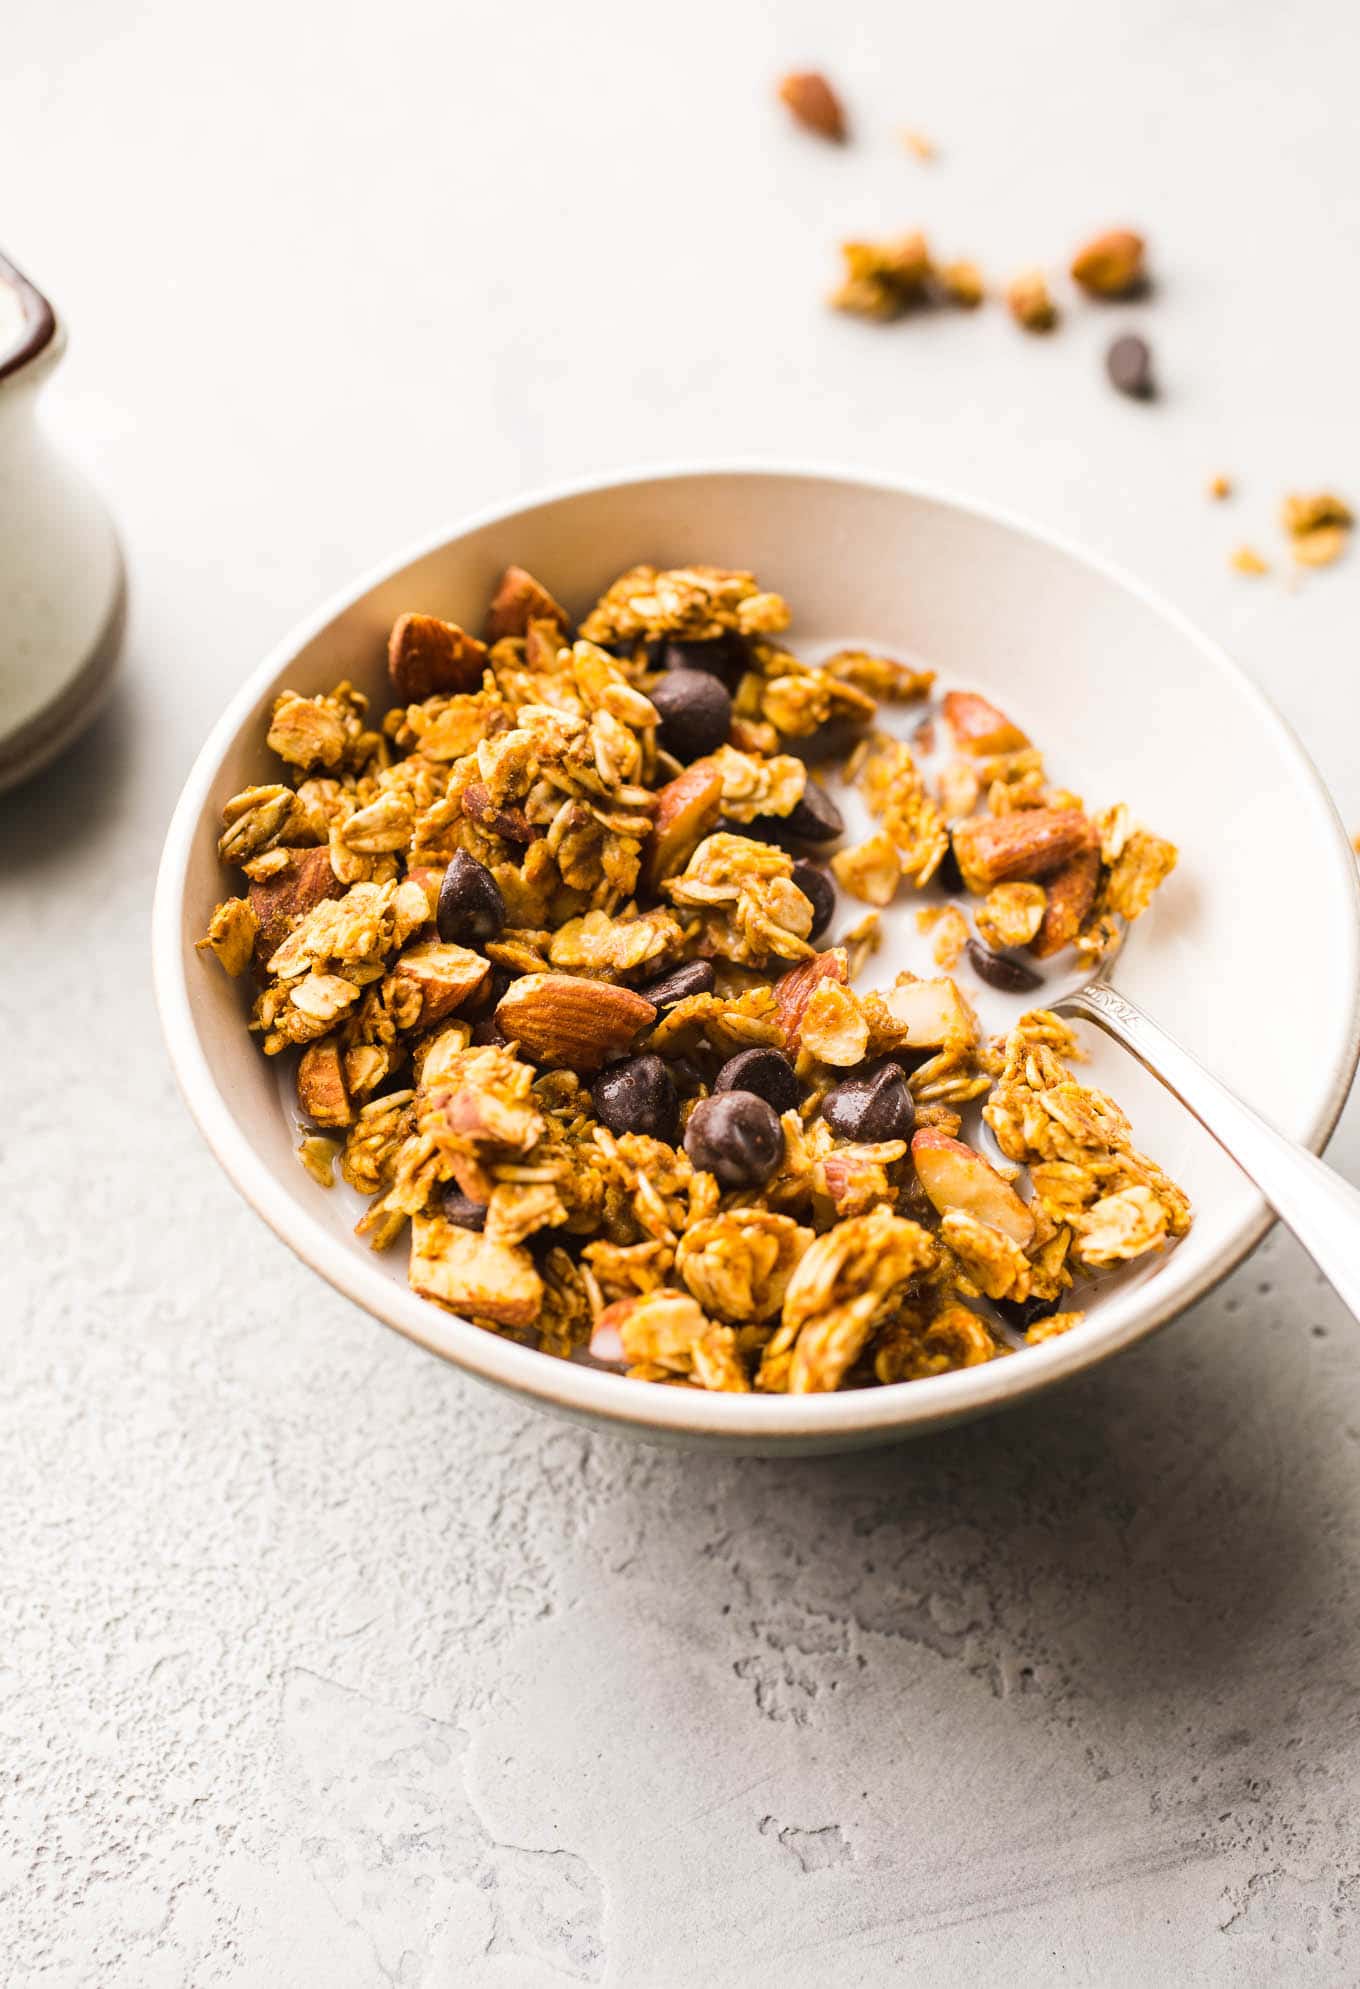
[4,1,1360,1980]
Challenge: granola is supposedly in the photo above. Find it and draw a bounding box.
[201,558,1187,1394]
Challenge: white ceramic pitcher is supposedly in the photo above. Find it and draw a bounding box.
[0,250,125,793]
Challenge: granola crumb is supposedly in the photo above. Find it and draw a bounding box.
[1282,493,1352,570]
[1230,544,1269,577]
[1207,474,1233,501]
[1006,268,1058,332]
[297,1134,340,1187]
[938,259,985,309]
[901,127,936,160]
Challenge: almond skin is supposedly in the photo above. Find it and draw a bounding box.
[772,948,849,1046]
[485,565,569,642]
[645,765,723,889]
[247,846,343,979]
[388,613,488,700]
[941,691,1029,756]
[1070,228,1145,298]
[495,973,657,1071]
[952,809,1094,890]
[778,70,847,142]
[462,781,537,845]
[1030,844,1101,958]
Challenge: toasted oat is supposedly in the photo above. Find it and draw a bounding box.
[1230,545,1269,576]
[1006,269,1058,332]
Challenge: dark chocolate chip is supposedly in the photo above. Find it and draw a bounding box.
[1106,333,1154,400]
[737,778,845,851]
[591,1054,679,1142]
[937,840,965,894]
[471,1016,509,1047]
[636,959,716,1010]
[668,1056,706,1099]
[683,1091,784,1188]
[995,1295,1060,1332]
[660,632,747,686]
[966,938,1044,993]
[821,1060,916,1143]
[442,1185,488,1231]
[649,669,733,763]
[713,1046,800,1114]
[437,851,506,945]
[791,861,835,941]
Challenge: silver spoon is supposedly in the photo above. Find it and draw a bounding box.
[1058,979,1360,1312]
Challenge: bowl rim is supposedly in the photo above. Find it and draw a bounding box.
[152,459,1360,1442]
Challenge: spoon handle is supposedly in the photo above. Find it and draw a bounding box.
[1058,980,1360,1318]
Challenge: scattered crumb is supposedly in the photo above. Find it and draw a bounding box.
[1282,492,1352,569]
[1230,545,1269,576]
[778,71,847,142]
[1006,268,1058,332]
[828,232,932,320]
[901,128,936,160]
[1207,474,1233,501]
[1070,228,1146,298]
[938,259,985,308]
[1351,832,1360,857]
[916,903,968,969]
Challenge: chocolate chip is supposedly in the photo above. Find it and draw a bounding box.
[470,1016,509,1047]
[649,669,733,763]
[683,1092,784,1188]
[660,632,747,686]
[739,778,845,851]
[668,1056,706,1099]
[791,861,835,940]
[966,938,1044,993]
[442,1185,488,1231]
[713,1046,800,1114]
[591,1054,679,1141]
[437,851,506,945]
[937,840,965,894]
[636,959,716,1010]
[1106,333,1154,400]
[995,1295,1059,1332]
[821,1060,916,1143]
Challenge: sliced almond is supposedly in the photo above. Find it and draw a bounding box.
[772,948,849,1047]
[297,1039,353,1128]
[911,1130,1035,1248]
[589,1298,635,1365]
[883,975,977,1049]
[1030,844,1101,958]
[941,690,1029,756]
[388,613,488,701]
[952,808,1093,890]
[644,765,723,889]
[387,941,490,1027]
[495,973,656,1070]
[409,1214,543,1328]
[485,565,569,642]
[247,845,343,978]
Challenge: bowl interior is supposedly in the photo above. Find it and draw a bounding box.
[156,468,1360,1449]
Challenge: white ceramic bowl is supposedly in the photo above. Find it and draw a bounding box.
[153,466,1360,1454]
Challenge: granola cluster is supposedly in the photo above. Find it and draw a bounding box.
[200,559,1187,1394]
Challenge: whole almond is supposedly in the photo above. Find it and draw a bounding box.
[778,70,847,142]
[462,780,537,845]
[953,809,1094,890]
[1070,228,1145,298]
[1030,844,1101,957]
[247,845,343,978]
[388,613,488,700]
[496,973,657,1070]
[485,565,569,642]
[645,765,724,889]
[772,948,849,1046]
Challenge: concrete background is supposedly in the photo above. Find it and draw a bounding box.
[4,1,1360,1980]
